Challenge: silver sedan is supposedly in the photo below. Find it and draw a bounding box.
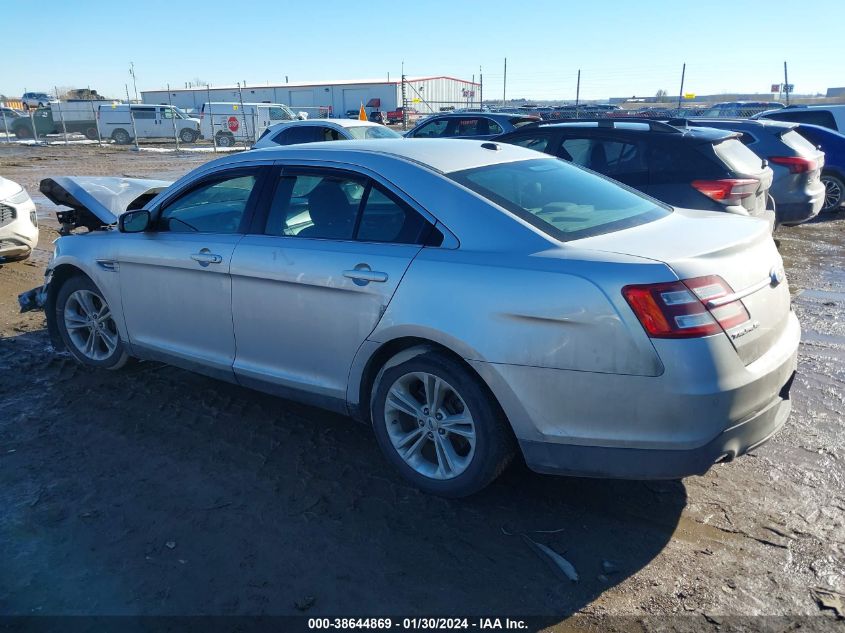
[23,139,800,497]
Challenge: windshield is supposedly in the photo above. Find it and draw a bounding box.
[345,126,402,140]
[172,107,190,120]
[449,158,669,241]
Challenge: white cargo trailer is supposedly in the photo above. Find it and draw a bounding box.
[199,102,297,146]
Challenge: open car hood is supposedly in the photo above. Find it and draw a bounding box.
[40,176,172,232]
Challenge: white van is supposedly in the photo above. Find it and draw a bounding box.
[97,104,201,144]
[199,102,297,147]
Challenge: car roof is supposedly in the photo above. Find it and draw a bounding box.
[272,118,383,128]
[241,138,543,173]
[508,120,735,142]
[419,112,539,121]
[681,118,795,131]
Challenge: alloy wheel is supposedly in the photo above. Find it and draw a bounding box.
[822,176,843,212]
[63,289,119,361]
[383,371,476,480]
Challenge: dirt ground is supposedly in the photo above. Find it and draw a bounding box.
[0,144,843,629]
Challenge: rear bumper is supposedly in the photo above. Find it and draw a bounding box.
[777,198,824,226]
[469,311,800,480]
[521,375,793,479]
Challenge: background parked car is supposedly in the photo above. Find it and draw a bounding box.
[10,102,101,140]
[98,104,200,144]
[754,104,845,133]
[672,118,825,225]
[494,119,775,230]
[405,112,540,140]
[386,106,421,125]
[252,119,402,148]
[696,101,784,118]
[793,123,845,212]
[0,177,38,262]
[21,92,52,109]
[368,110,387,125]
[199,102,297,147]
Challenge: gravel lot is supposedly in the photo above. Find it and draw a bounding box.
[0,144,843,629]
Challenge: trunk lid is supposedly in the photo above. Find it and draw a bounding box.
[710,137,774,218]
[40,176,171,232]
[575,209,791,364]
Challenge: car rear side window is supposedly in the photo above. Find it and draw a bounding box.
[713,139,765,174]
[486,119,503,135]
[132,108,156,120]
[356,185,431,244]
[449,158,669,242]
[780,129,818,155]
[510,135,551,152]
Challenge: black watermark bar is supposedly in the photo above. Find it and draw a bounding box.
[0,616,840,633]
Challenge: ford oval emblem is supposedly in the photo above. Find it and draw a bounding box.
[770,266,785,286]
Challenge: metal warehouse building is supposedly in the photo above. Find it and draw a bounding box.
[141,76,482,115]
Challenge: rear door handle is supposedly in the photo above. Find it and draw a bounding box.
[191,251,223,266]
[343,269,388,284]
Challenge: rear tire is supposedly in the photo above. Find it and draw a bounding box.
[55,275,130,370]
[821,172,844,213]
[84,127,99,141]
[112,128,131,145]
[371,351,515,497]
[216,132,234,147]
[14,126,32,139]
[179,128,198,143]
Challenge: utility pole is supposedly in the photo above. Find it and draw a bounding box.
[129,62,138,102]
[479,65,483,109]
[783,61,790,105]
[502,57,507,106]
[401,61,408,130]
[677,62,686,110]
[575,69,581,118]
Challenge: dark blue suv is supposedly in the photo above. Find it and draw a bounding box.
[494,119,775,230]
[793,123,845,212]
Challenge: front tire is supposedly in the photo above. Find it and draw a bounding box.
[55,275,129,370]
[821,172,844,213]
[371,351,515,497]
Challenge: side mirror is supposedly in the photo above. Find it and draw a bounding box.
[119,209,151,233]
[761,158,769,169]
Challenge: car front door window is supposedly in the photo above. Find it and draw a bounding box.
[413,119,449,138]
[159,174,257,234]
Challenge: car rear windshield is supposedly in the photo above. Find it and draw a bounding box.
[448,158,669,242]
[713,138,764,174]
[345,125,402,140]
[780,129,818,156]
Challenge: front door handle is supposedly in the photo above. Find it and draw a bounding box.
[191,251,223,266]
[343,268,388,284]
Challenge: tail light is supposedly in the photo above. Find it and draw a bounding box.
[622,275,750,339]
[768,156,817,174]
[691,179,758,206]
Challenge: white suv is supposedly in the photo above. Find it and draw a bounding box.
[21,92,52,109]
[0,177,39,262]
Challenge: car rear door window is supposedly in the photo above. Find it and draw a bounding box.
[131,107,156,120]
[273,126,321,145]
[559,137,646,180]
[454,118,483,136]
[413,118,449,138]
[266,170,365,239]
[485,118,503,135]
[159,173,258,233]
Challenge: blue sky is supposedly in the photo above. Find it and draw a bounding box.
[4,0,843,101]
